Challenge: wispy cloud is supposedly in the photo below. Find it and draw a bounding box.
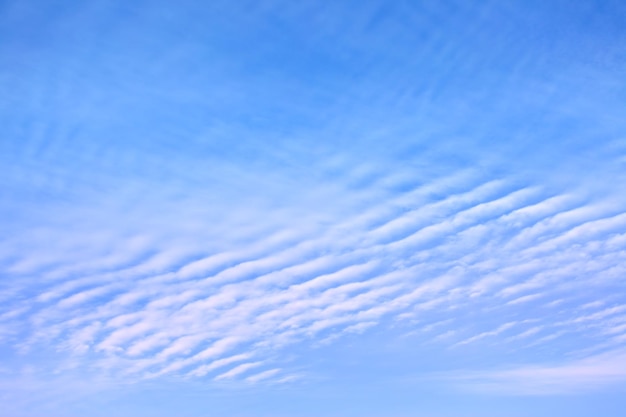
[1,163,624,385]
[446,350,626,395]
[1,2,625,416]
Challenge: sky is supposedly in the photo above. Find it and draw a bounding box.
[1,0,626,416]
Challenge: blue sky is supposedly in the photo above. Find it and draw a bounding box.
[1,0,626,416]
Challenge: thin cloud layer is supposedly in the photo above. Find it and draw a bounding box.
[1,0,625,416]
[445,350,626,395]
[2,163,625,388]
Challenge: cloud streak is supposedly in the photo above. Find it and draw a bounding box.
[1,2,625,416]
[446,350,626,395]
[1,160,624,387]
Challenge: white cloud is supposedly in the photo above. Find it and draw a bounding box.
[1,162,624,386]
[214,362,263,381]
[447,350,626,395]
[188,353,252,378]
[245,368,281,383]
[454,322,518,346]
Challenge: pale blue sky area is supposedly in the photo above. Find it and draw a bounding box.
[1,1,626,416]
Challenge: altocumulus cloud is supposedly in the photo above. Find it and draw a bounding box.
[1,0,626,416]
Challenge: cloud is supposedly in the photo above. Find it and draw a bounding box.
[1,161,625,387]
[454,322,518,346]
[245,368,281,383]
[446,350,626,395]
[214,362,263,381]
[8,117,626,417]
[0,2,624,393]
[188,353,252,378]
